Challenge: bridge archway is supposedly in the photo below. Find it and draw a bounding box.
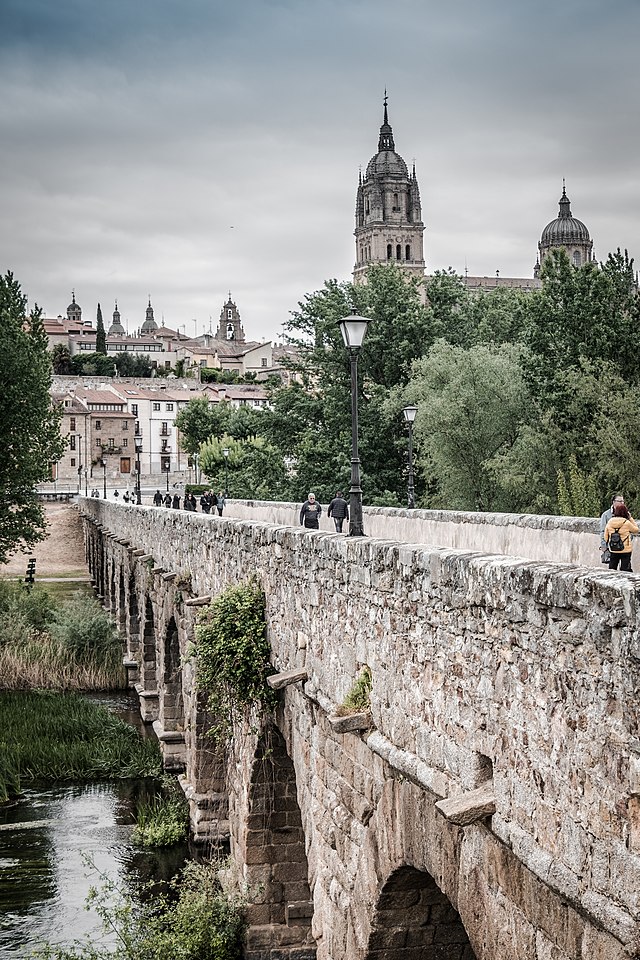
[160,615,184,733]
[241,724,316,959]
[139,596,159,722]
[367,865,476,960]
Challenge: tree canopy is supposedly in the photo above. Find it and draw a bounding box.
[0,273,65,562]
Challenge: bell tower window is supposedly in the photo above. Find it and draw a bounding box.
[405,244,411,261]
[396,244,402,260]
[387,244,392,260]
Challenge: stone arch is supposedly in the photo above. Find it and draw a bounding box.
[138,595,159,722]
[367,865,476,959]
[241,724,316,960]
[161,617,183,727]
[127,576,140,656]
[117,568,126,633]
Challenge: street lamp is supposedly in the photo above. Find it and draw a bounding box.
[403,405,418,509]
[223,447,229,497]
[77,435,83,495]
[134,437,143,505]
[100,458,107,499]
[338,310,371,537]
[164,460,170,492]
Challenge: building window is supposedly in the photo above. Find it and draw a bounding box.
[573,250,581,267]
[153,402,160,411]
[166,403,174,411]
[95,420,101,430]
[71,458,76,467]
[96,439,101,448]
[70,436,76,451]
[135,421,141,435]
[261,357,267,367]
[70,417,76,431]
[227,308,232,320]
[161,439,169,452]
[122,438,128,448]
[387,244,392,260]
[108,439,115,449]
[405,244,411,261]
[122,421,129,430]
[396,244,402,260]
[161,422,169,436]
[132,404,138,415]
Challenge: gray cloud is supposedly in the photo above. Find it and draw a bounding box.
[1,0,639,342]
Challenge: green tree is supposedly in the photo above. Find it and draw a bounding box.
[71,352,115,376]
[199,434,285,500]
[0,272,65,562]
[407,340,531,511]
[114,353,153,377]
[96,303,106,355]
[51,343,73,374]
[175,397,223,455]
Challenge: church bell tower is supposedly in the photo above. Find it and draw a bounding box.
[353,97,425,287]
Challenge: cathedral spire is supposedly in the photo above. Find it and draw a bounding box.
[378,92,395,153]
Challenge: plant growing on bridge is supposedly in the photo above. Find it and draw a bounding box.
[133,779,189,848]
[337,665,372,716]
[193,579,277,745]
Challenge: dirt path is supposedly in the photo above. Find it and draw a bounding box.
[1,502,88,579]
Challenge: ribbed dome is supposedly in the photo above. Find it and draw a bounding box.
[541,186,590,245]
[366,150,408,179]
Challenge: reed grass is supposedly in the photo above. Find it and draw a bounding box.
[0,584,125,691]
[0,690,161,802]
[133,791,189,848]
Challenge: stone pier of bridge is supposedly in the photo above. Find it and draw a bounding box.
[81,498,640,960]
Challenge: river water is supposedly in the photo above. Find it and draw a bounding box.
[0,696,188,958]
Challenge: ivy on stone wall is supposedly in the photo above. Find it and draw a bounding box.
[193,580,277,745]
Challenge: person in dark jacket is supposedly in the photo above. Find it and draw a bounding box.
[184,494,195,511]
[300,492,322,529]
[327,491,349,533]
[172,493,181,509]
[153,490,163,506]
[200,491,211,514]
[163,492,172,507]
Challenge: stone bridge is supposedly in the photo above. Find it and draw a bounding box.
[79,499,640,960]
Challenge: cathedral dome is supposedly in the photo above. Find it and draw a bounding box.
[366,150,408,179]
[540,185,590,245]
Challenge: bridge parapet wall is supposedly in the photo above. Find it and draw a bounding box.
[221,499,601,567]
[82,499,640,958]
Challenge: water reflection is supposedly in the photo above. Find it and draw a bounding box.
[0,783,188,957]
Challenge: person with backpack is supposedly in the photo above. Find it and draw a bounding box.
[604,502,639,572]
[600,493,625,563]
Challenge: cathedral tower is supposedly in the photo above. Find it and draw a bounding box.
[353,97,425,286]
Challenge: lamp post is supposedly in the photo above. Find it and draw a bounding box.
[77,435,83,495]
[403,405,418,509]
[84,468,88,497]
[101,459,107,500]
[164,461,170,492]
[135,437,142,505]
[223,447,229,497]
[338,310,371,537]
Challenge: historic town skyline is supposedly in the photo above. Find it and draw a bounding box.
[2,0,639,343]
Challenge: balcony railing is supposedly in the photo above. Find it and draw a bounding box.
[98,444,123,454]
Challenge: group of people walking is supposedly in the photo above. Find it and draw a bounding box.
[299,491,349,532]
[152,489,226,515]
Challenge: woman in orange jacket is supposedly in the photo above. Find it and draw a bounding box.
[604,502,639,572]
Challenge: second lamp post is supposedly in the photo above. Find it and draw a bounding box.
[338,310,371,537]
[134,437,143,505]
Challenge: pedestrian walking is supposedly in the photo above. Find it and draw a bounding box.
[172,493,181,509]
[604,501,639,572]
[328,491,349,533]
[153,490,163,506]
[163,492,172,507]
[215,491,225,516]
[300,492,322,529]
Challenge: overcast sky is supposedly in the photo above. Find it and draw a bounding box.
[2,0,638,343]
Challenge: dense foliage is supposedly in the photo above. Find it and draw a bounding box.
[170,249,640,517]
[32,860,246,960]
[0,273,65,562]
[133,781,189,848]
[193,581,276,744]
[0,690,161,802]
